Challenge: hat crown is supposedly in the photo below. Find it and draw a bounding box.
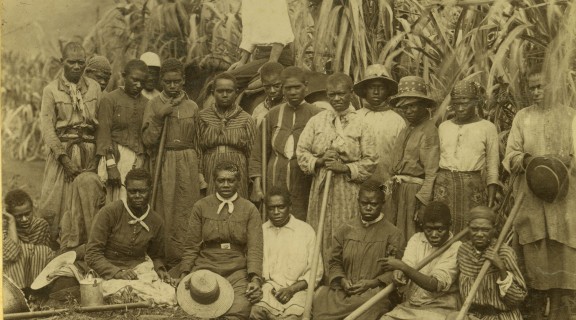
[396,76,429,95]
[364,64,392,79]
[188,270,220,304]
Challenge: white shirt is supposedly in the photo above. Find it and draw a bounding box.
[239,0,295,52]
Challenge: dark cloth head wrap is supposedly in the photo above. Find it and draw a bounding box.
[86,55,112,74]
[468,206,497,224]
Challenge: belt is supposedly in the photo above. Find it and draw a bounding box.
[165,144,194,151]
[206,145,242,154]
[202,242,245,252]
[469,304,502,316]
[439,168,482,174]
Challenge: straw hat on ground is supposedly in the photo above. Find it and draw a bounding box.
[353,64,398,98]
[389,76,436,107]
[31,251,76,290]
[176,269,234,318]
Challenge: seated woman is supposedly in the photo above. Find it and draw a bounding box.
[175,161,264,320]
[312,180,404,320]
[84,168,175,305]
[379,202,461,320]
[449,206,527,320]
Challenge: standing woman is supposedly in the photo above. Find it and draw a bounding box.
[196,73,256,198]
[142,58,206,267]
[96,59,149,202]
[433,80,499,233]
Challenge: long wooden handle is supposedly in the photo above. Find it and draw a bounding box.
[302,170,333,320]
[150,117,169,210]
[4,301,151,319]
[454,193,525,320]
[261,117,268,221]
[345,226,471,320]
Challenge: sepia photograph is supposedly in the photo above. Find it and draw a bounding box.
[1,0,575,319]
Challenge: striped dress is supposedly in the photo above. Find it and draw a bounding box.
[3,217,54,288]
[196,105,256,198]
[457,241,527,320]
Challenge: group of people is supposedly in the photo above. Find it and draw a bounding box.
[3,34,576,320]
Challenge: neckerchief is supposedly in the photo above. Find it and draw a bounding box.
[216,193,238,215]
[334,105,354,138]
[122,199,150,232]
[61,75,91,122]
[361,213,384,227]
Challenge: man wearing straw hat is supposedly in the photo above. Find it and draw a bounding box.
[353,64,406,183]
[503,67,576,319]
[433,79,499,234]
[387,76,440,244]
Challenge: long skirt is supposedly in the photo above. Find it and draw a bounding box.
[203,149,249,198]
[156,149,201,267]
[97,144,146,202]
[388,182,421,245]
[312,286,391,320]
[521,239,576,290]
[433,170,487,234]
[39,141,96,244]
[4,243,54,288]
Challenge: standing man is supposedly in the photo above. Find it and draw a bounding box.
[503,68,576,319]
[249,66,322,219]
[252,62,285,127]
[96,59,149,202]
[353,64,406,183]
[297,73,379,268]
[388,76,440,244]
[434,79,499,233]
[250,186,323,320]
[39,41,102,245]
[139,52,162,100]
[196,73,256,198]
[3,190,54,290]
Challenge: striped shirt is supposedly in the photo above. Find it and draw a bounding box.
[3,216,51,263]
[457,241,527,320]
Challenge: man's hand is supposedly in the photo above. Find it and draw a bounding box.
[106,165,122,187]
[393,270,408,286]
[273,287,294,304]
[378,257,407,273]
[114,269,138,280]
[156,268,176,287]
[488,184,498,209]
[61,155,82,182]
[340,278,354,292]
[325,160,349,174]
[245,279,263,304]
[157,102,176,117]
[3,212,16,226]
[250,178,264,203]
[484,247,507,279]
[347,279,379,295]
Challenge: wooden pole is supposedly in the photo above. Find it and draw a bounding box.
[4,302,151,320]
[150,117,169,210]
[454,193,525,320]
[345,227,471,320]
[261,116,268,221]
[302,170,333,320]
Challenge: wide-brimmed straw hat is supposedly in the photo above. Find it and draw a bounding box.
[526,156,569,203]
[31,251,76,290]
[177,269,234,318]
[353,64,398,98]
[389,76,436,107]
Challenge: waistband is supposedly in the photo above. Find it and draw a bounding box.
[165,144,195,151]
[469,304,503,316]
[202,242,245,252]
[438,168,482,174]
[206,145,243,154]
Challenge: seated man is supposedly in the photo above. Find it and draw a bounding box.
[312,179,404,320]
[3,189,54,289]
[85,168,175,305]
[175,161,264,319]
[251,186,323,320]
[450,206,527,320]
[379,201,461,320]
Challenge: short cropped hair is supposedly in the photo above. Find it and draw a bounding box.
[358,179,385,201]
[281,66,307,84]
[421,201,452,226]
[213,72,238,90]
[260,62,284,79]
[266,186,292,207]
[4,189,33,213]
[160,58,184,77]
[213,161,241,180]
[62,42,85,60]
[123,59,149,76]
[124,168,152,187]
[326,72,353,91]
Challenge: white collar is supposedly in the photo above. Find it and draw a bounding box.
[216,193,238,215]
[361,213,384,227]
[122,199,150,232]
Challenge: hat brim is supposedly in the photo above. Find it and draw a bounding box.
[31,251,76,290]
[389,93,436,107]
[177,271,234,318]
[526,156,569,203]
[353,77,399,98]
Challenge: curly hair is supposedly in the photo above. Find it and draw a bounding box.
[124,168,152,187]
[281,66,307,84]
[358,179,385,201]
[421,201,452,227]
[4,189,33,213]
[266,186,292,207]
[213,161,241,180]
[160,58,184,77]
[123,59,149,76]
[213,72,238,90]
